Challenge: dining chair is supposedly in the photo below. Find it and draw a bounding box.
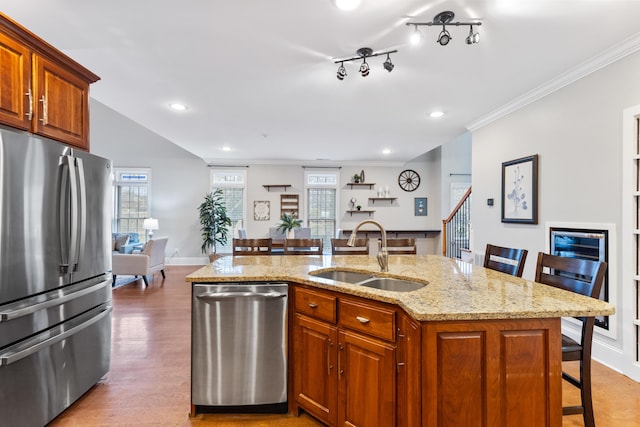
[534,252,607,427]
[232,238,272,255]
[331,238,369,255]
[483,243,528,277]
[284,238,323,255]
[385,238,417,254]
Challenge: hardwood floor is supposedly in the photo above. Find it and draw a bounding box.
[48,265,640,427]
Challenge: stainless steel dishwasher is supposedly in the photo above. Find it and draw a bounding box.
[191,282,288,413]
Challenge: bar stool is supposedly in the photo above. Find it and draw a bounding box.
[535,252,607,427]
[483,243,528,277]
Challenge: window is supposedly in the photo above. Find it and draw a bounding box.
[112,168,150,238]
[305,171,339,253]
[211,170,246,254]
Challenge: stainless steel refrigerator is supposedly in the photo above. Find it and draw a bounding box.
[0,125,112,427]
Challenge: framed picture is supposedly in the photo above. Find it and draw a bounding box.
[253,200,270,221]
[414,197,427,216]
[501,154,538,224]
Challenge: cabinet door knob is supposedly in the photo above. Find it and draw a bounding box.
[356,316,370,324]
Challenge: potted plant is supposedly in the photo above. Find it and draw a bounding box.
[276,212,302,238]
[198,189,232,261]
[356,205,362,211]
[352,173,361,183]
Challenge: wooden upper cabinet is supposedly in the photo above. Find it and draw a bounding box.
[0,31,30,130]
[0,13,99,150]
[32,55,89,149]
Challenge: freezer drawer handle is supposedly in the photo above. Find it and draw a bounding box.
[0,278,110,322]
[0,306,112,366]
[196,291,287,301]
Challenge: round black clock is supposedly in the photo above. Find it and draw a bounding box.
[398,169,420,192]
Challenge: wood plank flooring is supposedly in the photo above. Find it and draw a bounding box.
[48,265,640,426]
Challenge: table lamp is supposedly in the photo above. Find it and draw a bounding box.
[143,218,159,241]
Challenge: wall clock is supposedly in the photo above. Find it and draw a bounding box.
[253,200,270,221]
[398,169,420,192]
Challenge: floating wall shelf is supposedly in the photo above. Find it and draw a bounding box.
[369,197,397,204]
[347,182,376,189]
[346,210,375,217]
[263,185,292,192]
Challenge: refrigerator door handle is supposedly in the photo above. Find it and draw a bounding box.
[58,155,78,274]
[74,157,87,271]
[0,306,112,367]
[0,278,110,322]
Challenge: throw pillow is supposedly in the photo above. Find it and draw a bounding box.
[114,234,130,251]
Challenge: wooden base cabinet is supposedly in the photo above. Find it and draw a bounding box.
[338,329,395,427]
[294,314,338,426]
[0,13,99,150]
[293,286,421,427]
[422,318,562,427]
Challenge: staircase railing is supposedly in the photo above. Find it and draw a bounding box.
[442,186,472,259]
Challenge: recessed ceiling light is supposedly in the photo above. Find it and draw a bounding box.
[169,103,188,111]
[430,111,445,118]
[332,0,361,11]
[382,149,391,155]
[221,146,231,152]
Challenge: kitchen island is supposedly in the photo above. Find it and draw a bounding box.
[186,254,614,427]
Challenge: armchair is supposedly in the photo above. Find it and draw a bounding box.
[112,236,168,287]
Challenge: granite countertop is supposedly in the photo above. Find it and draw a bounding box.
[185,254,616,322]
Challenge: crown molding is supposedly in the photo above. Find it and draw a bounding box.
[467,32,640,132]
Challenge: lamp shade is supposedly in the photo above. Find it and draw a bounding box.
[143,218,159,230]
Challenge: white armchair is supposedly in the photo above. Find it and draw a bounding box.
[112,236,169,287]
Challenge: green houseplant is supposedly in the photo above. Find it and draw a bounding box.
[276,212,302,238]
[198,189,232,260]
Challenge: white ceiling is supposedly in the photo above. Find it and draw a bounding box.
[4,1,640,165]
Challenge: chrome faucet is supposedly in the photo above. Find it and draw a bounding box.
[348,219,388,272]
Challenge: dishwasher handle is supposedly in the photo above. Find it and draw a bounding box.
[196,291,287,301]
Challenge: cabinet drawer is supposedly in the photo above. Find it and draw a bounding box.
[295,288,337,324]
[339,299,396,341]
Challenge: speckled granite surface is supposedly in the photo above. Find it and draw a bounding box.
[185,254,615,322]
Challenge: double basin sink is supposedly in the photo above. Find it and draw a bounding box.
[309,269,426,292]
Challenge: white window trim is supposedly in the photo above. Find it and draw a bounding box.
[210,168,248,238]
[304,170,340,230]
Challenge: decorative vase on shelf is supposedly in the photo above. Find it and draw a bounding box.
[378,186,383,197]
[384,185,390,197]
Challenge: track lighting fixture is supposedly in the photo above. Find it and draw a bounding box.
[406,11,482,47]
[334,47,397,80]
[336,62,347,80]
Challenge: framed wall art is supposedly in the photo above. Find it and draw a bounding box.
[414,197,427,216]
[253,200,270,221]
[501,154,538,224]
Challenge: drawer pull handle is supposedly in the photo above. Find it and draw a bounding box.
[308,302,318,308]
[356,316,370,324]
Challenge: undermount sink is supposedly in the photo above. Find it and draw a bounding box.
[309,269,426,292]
[309,270,374,283]
[357,277,425,292]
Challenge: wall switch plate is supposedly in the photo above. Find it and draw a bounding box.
[487,198,494,206]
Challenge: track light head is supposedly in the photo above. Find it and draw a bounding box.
[465,25,480,44]
[410,25,422,45]
[383,55,394,72]
[437,27,451,46]
[360,60,370,77]
[337,62,347,80]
